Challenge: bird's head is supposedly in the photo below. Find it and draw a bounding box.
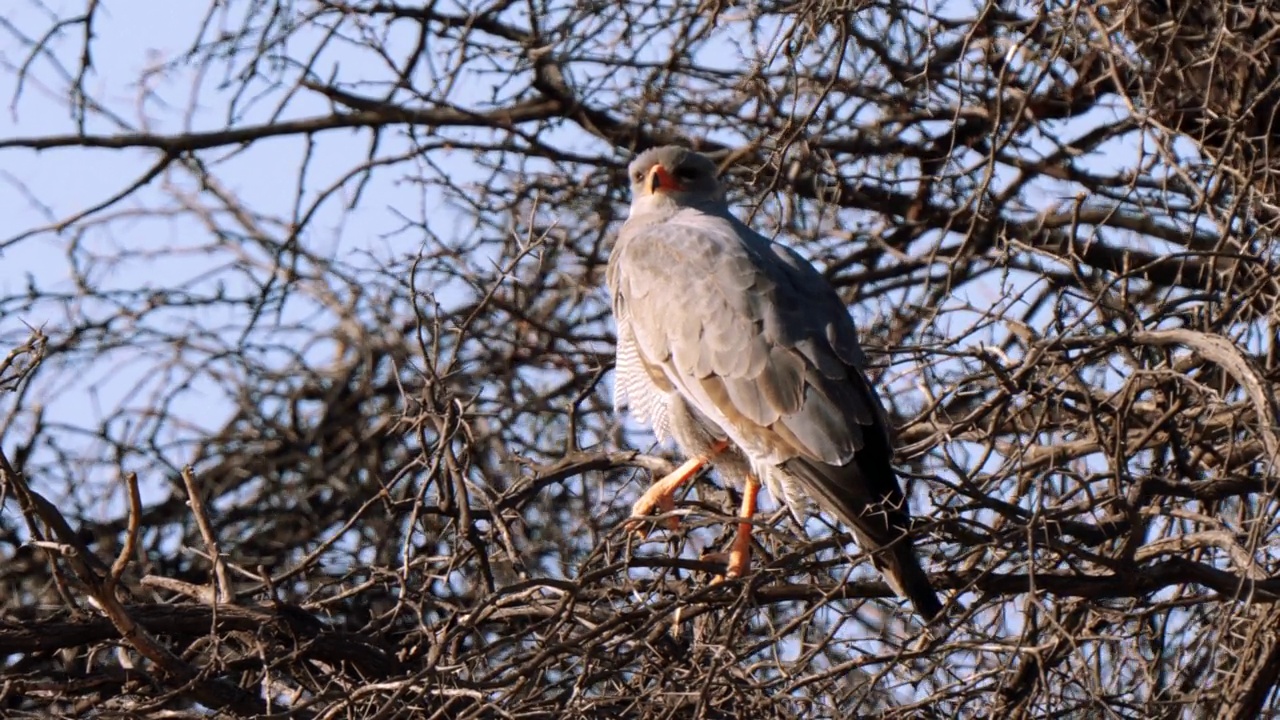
[626,145,724,216]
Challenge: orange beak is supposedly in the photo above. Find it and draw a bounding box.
[646,165,686,194]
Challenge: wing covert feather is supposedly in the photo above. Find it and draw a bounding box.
[610,210,890,467]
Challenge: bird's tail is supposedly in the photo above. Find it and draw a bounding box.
[781,457,944,622]
[863,524,944,622]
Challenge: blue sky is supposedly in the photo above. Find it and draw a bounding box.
[1,1,1237,706]
[1,0,1178,552]
[1,3,470,504]
[0,0,1161,583]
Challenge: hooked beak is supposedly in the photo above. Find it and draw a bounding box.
[645,165,686,195]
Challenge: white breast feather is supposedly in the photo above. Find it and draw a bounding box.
[614,316,672,442]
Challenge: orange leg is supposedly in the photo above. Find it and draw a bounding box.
[626,440,729,535]
[727,475,760,577]
[710,475,760,581]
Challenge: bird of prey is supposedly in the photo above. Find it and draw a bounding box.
[606,145,943,621]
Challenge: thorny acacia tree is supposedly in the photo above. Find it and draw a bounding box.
[3,0,1280,717]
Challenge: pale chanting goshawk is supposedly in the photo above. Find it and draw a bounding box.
[606,145,943,621]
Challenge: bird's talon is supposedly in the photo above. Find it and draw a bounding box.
[700,551,729,576]
[626,494,681,537]
[700,550,749,583]
[621,453,718,538]
[624,516,654,538]
[652,494,681,531]
[623,517,673,538]
[623,517,646,537]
